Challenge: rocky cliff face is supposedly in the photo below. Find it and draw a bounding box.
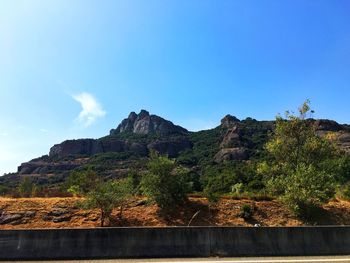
[314,119,350,153]
[214,115,249,162]
[48,137,192,160]
[213,116,350,163]
[110,110,188,136]
[12,110,192,180]
[49,139,135,158]
[48,110,191,159]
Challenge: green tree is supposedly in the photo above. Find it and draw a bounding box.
[128,169,142,195]
[80,178,133,227]
[202,162,263,200]
[0,185,9,196]
[66,167,100,196]
[141,152,189,210]
[202,164,238,197]
[18,177,36,197]
[264,100,337,171]
[67,168,133,226]
[259,100,338,217]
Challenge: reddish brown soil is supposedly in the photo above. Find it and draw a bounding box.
[1,197,350,229]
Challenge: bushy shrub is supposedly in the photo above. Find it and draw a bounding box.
[204,188,221,204]
[239,204,253,219]
[186,171,203,192]
[331,155,350,184]
[231,183,244,195]
[80,178,133,226]
[202,161,264,198]
[66,168,100,196]
[337,182,350,201]
[202,164,238,195]
[276,164,335,217]
[18,177,36,197]
[128,169,142,194]
[0,185,9,196]
[141,152,190,210]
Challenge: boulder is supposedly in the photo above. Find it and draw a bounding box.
[53,215,71,223]
[44,209,71,223]
[48,209,68,217]
[25,211,36,218]
[214,147,248,162]
[0,213,24,224]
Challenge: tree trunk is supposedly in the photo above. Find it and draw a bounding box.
[119,205,123,219]
[101,209,105,227]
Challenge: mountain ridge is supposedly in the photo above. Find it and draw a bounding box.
[1,110,349,189]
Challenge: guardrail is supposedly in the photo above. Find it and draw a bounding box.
[1,226,350,260]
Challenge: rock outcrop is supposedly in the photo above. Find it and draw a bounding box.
[18,161,80,175]
[49,139,126,158]
[215,115,249,162]
[48,136,191,160]
[214,148,248,162]
[13,110,193,179]
[110,110,188,135]
[220,114,240,129]
[214,115,350,163]
[48,110,191,159]
[0,211,36,225]
[49,139,101,158]
[314,119,344,132]
[338,132,350,153]
[313,119,350,153]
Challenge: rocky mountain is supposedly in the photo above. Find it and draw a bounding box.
[110,110,188,135]
[1,110,349,189]
[49,110,191,159]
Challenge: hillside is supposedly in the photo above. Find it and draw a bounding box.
[1,109,349,192]
[2,196,350,229]
[0,197,350,229]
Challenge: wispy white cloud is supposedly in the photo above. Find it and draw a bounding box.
[40,128,48,133]
[72,92,106,127]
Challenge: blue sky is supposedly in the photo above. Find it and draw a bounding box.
[1,0,350,175]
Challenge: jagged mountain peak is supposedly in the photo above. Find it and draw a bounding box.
[220,114,240,128]
[110,110,188,136]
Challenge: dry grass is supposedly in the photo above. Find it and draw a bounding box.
[1,196,350,229]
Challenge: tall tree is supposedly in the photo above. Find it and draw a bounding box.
[259,100,338,217]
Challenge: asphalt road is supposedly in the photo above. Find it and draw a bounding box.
[3,256,350,263]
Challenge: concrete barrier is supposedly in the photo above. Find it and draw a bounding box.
[1,226,350,260]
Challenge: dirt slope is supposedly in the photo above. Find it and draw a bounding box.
[1,197,350,229]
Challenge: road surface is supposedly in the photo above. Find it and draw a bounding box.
[3,256,350,263]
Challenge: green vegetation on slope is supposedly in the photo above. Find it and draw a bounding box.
[177,127,222,166]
